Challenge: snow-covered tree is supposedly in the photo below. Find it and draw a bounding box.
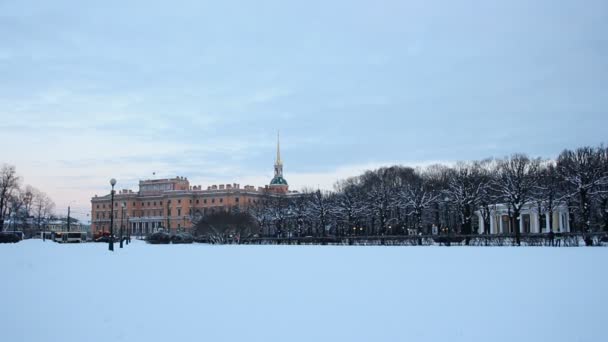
[397,169,440,235]
[557,146,608,234]
[444,161,490,243]
[491,154,541,245]
[307,189,332,237]
[533,161,565,232]
[333,177,367,236]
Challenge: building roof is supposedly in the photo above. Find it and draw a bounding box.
[270,176,288,186]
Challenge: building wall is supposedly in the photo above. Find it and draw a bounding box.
[91,179,273,235]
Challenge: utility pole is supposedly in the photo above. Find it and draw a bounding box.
[67,206,71,232]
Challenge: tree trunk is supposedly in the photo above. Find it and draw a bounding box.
[512,209,521,246]
[580,190,591,233]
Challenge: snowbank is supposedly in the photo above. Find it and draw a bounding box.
[1,240,606,342]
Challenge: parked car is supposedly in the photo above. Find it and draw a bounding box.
[94,235,117,243]
[0,232,21,243]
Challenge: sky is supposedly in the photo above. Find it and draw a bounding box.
[1,0,607,222]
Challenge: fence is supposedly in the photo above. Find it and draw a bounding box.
[237,232,608,247]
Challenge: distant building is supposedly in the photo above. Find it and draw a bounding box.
[91,134,296,235]
[476,202,571,234]
[46,220,84,232]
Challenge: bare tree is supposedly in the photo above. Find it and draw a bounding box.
[491,154,541,245]
[0,164,20,231]
[32,189,55,235]
[289,192,312,237]
[534,161,564,232]
[557,146,608,234]
[397,169,440,235]
[445,161,490,244]
[360,168,400,235]
[308,189,332,237]
[248,193,272,236]
[333,177,366,236]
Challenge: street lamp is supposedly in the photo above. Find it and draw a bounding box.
[126,212,130,245]
[444,196,451,247]
[109,178,116,251]
[120,202,125,248]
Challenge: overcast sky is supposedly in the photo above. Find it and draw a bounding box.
[1,0,607,221]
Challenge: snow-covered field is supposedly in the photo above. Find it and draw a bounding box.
[1,240,606,342]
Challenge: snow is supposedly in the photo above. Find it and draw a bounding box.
[1,240,607,342]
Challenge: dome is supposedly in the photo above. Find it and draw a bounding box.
[270,176,288,186]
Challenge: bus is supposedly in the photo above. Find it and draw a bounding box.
[53,231,87,243]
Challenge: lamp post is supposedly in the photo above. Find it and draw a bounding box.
[109,178,116,251]
[126,213,130,245]
[120,202,125,248]
[444,196,451,247]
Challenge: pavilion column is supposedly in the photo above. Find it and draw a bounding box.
[490,213,496,234]
[519,215,524,234]
[478,214,484,234]
[499,215,504,234]
[532,212,539,233]
[545,213,551,233]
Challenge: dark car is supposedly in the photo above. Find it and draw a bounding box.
[0,232,21,243]
[94,235,117,243]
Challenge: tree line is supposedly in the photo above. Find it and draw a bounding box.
[0,164,55,236]
[193,144,608,245]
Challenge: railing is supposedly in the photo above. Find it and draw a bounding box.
[235,232,608,246]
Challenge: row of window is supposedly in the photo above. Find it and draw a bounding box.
[95,197,245,209]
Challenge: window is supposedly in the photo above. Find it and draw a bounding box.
[133,202,136,206]
[212,198,215,204]
[235,197,239,203]
[153,202,156,206]
[147,202,150,206]
[189,199,192,204]
[96,213,100,219]
[160,201,163,205]
[115,202,118,207]
[178,208,181,216]
[196,199,199,204]
[178,199,181,204]
[96,205,99,209]
[220,198,223,203]
[204,199,207,204]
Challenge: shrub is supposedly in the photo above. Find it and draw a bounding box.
[147,231,171,244]
[171,233,194,244]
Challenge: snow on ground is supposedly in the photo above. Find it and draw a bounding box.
[1,240,606,342]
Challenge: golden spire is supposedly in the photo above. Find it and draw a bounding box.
[276,130,282,165]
